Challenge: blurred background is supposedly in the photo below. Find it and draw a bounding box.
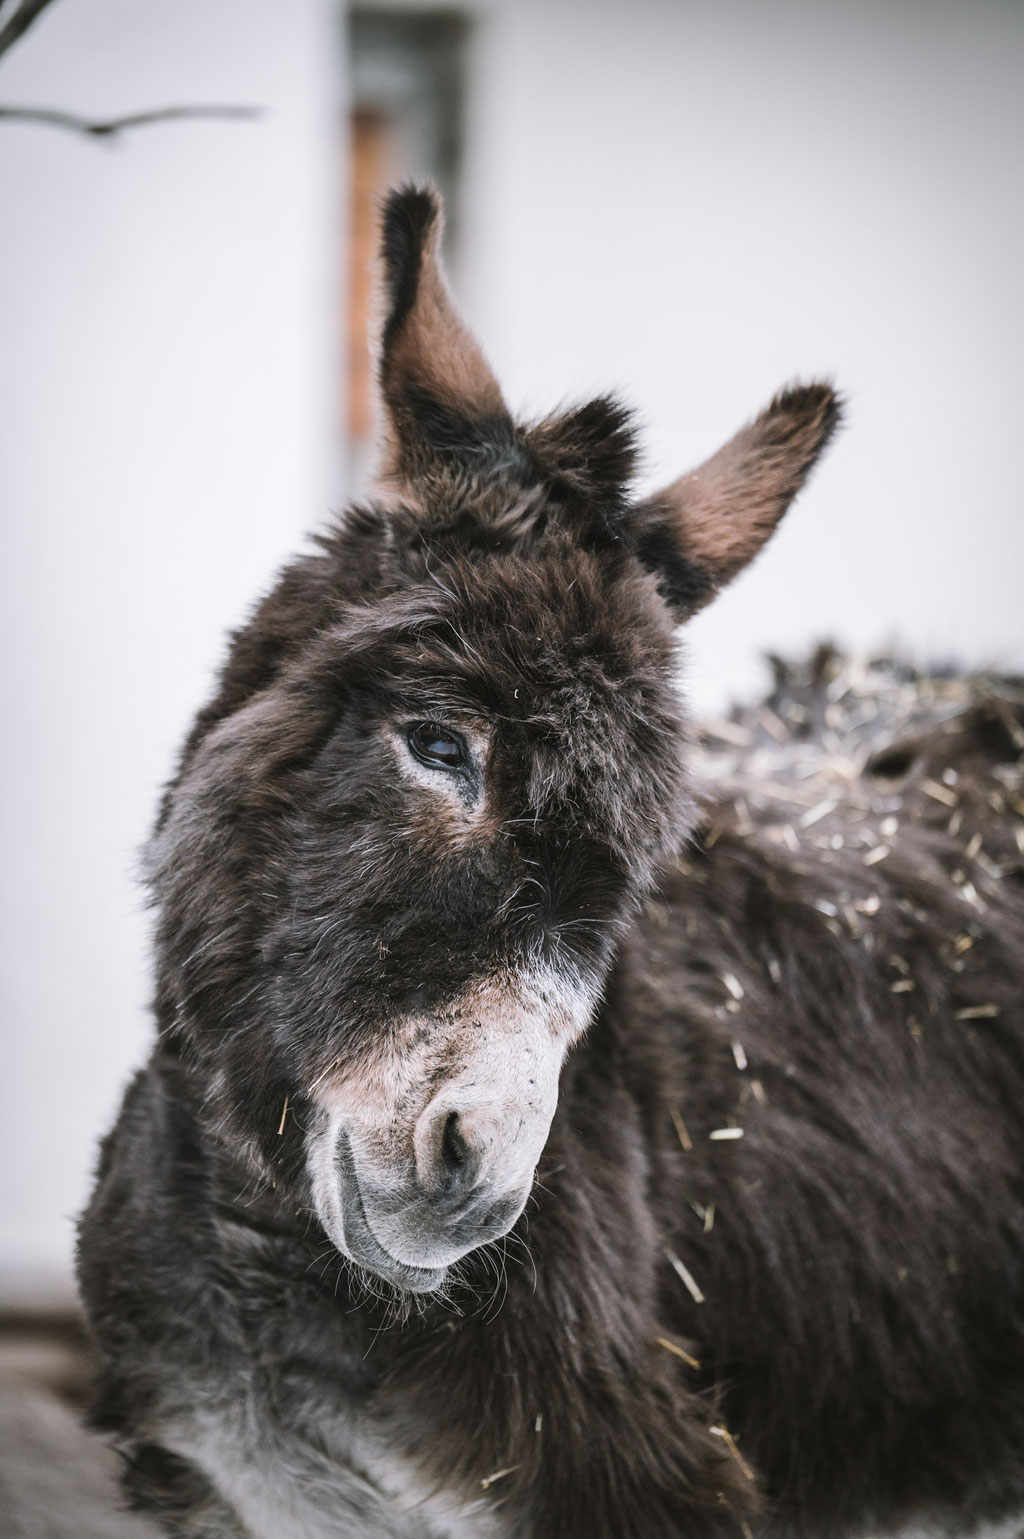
[1,0,1022,1305]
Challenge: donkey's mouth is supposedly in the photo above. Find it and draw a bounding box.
[329,1133,448,1293]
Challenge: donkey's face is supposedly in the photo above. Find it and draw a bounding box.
[290,537,691,1293]
[151,187,839,1293]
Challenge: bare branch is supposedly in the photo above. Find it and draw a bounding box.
[0,0,60,63]
[0,103,264,139]
[0,4,264,145]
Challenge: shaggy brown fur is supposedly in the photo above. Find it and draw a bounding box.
[76,187,1024,1539]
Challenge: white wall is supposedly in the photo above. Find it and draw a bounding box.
[455,0,1024,708]
[0,0,342,1300]
[3,0,1023,1299]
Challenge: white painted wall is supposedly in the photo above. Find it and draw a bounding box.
[454,0,1024,708]
[2,0,1022,1298]
[0,0,342,1299]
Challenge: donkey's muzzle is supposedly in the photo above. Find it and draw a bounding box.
[328,1123,527,1292]
[309,984,577,1290]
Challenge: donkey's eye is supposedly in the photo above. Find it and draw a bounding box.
[406,722,468,772]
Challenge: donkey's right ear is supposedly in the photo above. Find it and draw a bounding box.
[374,184,514,483]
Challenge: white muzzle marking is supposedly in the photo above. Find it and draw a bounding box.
[306,965,595,1288]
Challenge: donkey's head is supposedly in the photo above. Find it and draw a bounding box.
[149,186,839,1293]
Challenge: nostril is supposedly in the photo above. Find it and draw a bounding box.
[440,1111,472,1186]
[414,1101,484,1205]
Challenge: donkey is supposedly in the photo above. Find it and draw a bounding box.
[78,185,1024,1539]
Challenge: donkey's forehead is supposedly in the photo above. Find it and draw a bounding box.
[332,540,680,719]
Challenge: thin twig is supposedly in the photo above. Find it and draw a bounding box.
[0,0,58,63]
[0,103,264,138]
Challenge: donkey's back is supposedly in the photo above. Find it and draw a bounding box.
[616,648,1024,1535]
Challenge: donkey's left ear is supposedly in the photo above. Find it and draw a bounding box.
[629,383,842,616]
[375,183,514,483]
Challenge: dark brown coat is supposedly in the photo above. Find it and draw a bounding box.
[77,186,1024,1539]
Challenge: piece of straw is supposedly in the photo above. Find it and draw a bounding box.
[480,1466,519,1490]
[655,1335,701,1370]
[666,1249,705,1305]
[670,1106,693,1152]
[710,1424,755,1481]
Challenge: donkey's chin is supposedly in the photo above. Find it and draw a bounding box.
[340,1189,450,1295]
[311,1128,528,1295]
[311,1132,447,1293]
